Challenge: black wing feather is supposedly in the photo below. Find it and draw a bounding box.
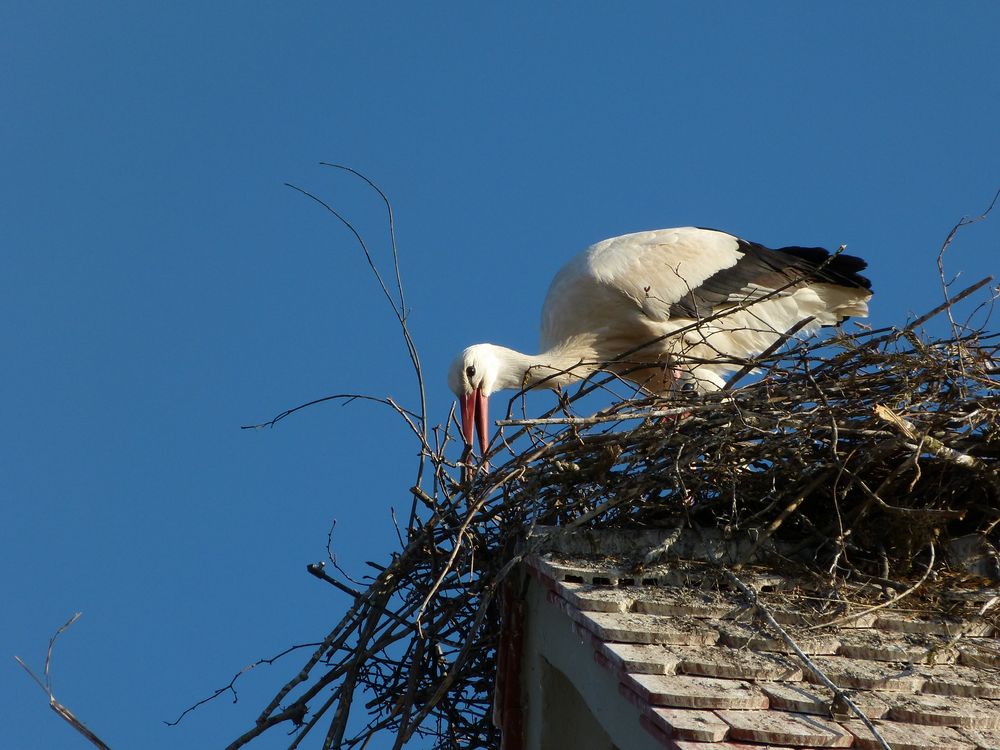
[669,235,871,318]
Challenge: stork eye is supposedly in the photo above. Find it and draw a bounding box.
[465,365,476,379]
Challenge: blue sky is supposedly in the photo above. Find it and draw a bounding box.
[3,3,998,749]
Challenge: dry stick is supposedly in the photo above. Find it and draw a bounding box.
[806,542,936,631]
[724,315,817,390]
[874,404,997,475]
[390,638,427,750]
[289,171,433,536]
[414,460,535,631]
[400,584,502,745]
[15,613,113,750]
[496,403,717,426]
[866,275,994,348]
[938,188,1000,345]
[166,640,326,726]
[323,588,394,750]
[241,393,420,431]
[320,165,431,509]
[735,470,833,570]
[718,570,891,750]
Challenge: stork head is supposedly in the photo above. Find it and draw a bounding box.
[447,344,505,455]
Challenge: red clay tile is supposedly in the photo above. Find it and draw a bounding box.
[875,614,991,637]
[633,589,745,619]
[600,641,682,675]
[679,645,803,681]
[920,663,1000,699]
[716,708,853,747]
[889,693,1000,730]
[959,639,1000,670]
[647,707,730,742]
[837,629,957,664]
[844,719,975,750]
[575,609,720,646]
[758,681,891,719]
[558,581,637,612]
[626,673,768,710]
[956,726,1000,750]
[805,655,925,691]
[671,741,794,750]
[717,620,840,654]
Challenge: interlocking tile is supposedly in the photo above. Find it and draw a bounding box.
[837,629,958,663]
[632,587,745,619]
[626,673,769,710]
[717,620,840,654]
[671,741,795,750]
[600,641,682,675]
[716,708,853,747]
[804,655,925,691]
[648,707,730,742]
[574,609,721,645]
[844,719,976,750]
[754,594,879,628]
[758,681,891,719]
[959,639,1000,669]
[889,693,1000,730]
[920,663,1000,699]
[558,580,637,612]
[957,726,1000,750]
[875,614,992,637]
[678,645,803,681]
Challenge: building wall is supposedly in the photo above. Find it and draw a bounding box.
[520,574,661,750]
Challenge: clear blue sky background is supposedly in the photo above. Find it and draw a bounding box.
[4,4,998,749]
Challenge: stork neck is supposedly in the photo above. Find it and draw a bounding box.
[488,342,596,393]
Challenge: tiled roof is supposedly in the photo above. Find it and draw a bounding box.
[526,552,1000,750]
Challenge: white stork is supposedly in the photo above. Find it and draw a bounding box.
[448,227,872,453]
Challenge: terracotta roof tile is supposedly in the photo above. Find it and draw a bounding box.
[716,708,852,747]
[804,655,925,691]
[888,693,1000,730]
[837,629,958,664]
[678,645,803,681]
[625,673,769,710]
[575,609,722,646]
[717,620,840,655]
[875,614,992,637]
[558,581,637,612]
[633,588,746,619]
[956,727,1000,750]
[754,594,879,628]
[919,663,1000,699]
[670,741,794,750]
[844,719,976,750]
[600,641,682,675]
[959,638,1000,669]
[648,707,731,742]
[758,681,891,719]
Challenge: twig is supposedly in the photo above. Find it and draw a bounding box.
[806,542,936,630]
[15,613,113,750]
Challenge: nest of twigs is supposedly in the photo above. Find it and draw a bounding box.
[211,279,999,750]
[165,176,999,750]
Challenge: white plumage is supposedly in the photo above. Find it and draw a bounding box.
[449,227,872,452]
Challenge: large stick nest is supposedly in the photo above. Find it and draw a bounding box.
[216,284,1000,750]
[176,174,999,750]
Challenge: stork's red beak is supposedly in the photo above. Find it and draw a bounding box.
[460,386,489,455]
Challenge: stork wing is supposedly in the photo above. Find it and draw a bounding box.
[540,227,871,379]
